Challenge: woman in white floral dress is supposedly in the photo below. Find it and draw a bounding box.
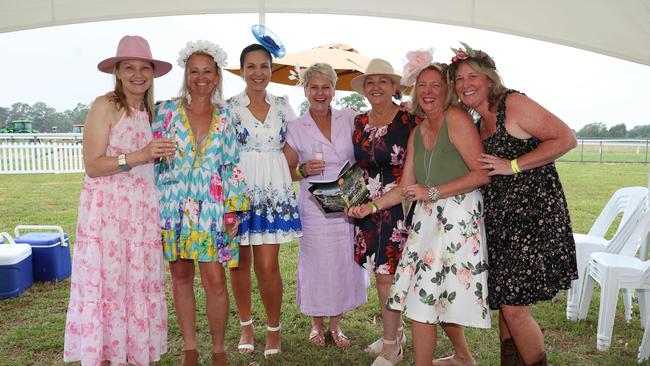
[226,44,301,359]
[349,52,491,366]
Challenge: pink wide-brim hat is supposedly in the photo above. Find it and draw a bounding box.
[97,35,172,77]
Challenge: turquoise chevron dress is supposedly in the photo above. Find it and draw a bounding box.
[153,100,249,267]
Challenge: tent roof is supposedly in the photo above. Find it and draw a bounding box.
[1,0,649,66]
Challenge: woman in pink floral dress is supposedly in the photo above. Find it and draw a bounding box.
[63,35,174,365]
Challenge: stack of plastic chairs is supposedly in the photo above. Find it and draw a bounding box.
[576,210,650,351]
[566,186,648,321]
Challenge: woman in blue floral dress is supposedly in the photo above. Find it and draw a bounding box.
[226,44,301,358]
[153,41,249,365]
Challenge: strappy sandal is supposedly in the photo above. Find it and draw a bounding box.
[237,319,255,354]
[371,338,403,366]
[309,327,326,347]
[431,355,476,366]
[328,328,351,348]
[264,323,282,359]
[365,326,407,355]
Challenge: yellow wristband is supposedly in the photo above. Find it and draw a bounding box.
[295,164,304,178]
[511,159,521,174]
[369,201,378,214]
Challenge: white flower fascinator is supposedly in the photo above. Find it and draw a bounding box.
[177,40,228,69]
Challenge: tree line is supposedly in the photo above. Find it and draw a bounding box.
[1,100,648,138]
[576,122,650,139]
[0,102,89,133]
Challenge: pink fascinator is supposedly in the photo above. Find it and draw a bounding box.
[401,48,434,86]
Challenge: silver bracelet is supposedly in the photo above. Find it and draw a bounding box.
[428,186,440,202]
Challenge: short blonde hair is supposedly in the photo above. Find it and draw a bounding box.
[408,63,448,118]
[300,62,338,89]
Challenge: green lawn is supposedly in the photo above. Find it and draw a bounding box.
[0,163,649,365]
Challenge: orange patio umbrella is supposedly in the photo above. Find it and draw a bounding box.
[227,43,371,91]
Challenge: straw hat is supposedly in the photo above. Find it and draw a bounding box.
[97,35,172,77]
[350,58,401,94]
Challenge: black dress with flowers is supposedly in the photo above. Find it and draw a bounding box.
[352,108,419,275]
[481,90,577,309]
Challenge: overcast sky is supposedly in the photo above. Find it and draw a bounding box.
[1,13,649,131]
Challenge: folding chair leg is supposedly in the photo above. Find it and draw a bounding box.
[567,278,581,320]
[638,313,650,363]
[596,276,619,351]
[622,288,633,323]
[578,275,596,320]
[639,289,650,328]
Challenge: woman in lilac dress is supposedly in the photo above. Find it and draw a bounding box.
[284,63,368,348]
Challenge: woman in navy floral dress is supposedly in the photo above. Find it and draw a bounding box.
[349,58,419,366]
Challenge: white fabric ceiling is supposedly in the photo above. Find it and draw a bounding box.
[1,0,649,66]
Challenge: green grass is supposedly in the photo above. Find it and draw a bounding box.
[1,163,649,365]
[560,144,650,163]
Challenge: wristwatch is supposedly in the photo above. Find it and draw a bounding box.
[117,154,130,171]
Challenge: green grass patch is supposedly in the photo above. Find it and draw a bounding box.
[1,163,649,365]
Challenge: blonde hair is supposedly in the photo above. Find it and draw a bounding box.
[447,57,507,112]
[179,51,224,107]
[112,62,155,123]
[408,63,448,118]
[300,62,338,89]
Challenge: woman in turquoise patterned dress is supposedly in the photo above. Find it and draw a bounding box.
[153,40,249,366]
[226,44,301,359]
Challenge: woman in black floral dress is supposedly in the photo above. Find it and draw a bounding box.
[348,58,419,366]
[448,45,577,366]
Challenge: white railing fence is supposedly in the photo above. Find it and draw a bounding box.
[0,142,84,174]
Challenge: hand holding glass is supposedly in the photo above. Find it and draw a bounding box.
[311,143,324,178]
[160,131,178,184]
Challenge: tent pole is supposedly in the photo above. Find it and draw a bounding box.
[258,0,265,25]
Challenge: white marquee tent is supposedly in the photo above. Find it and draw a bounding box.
[1,0,649,66]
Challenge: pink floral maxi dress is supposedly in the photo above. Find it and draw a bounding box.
[64,109,167,365]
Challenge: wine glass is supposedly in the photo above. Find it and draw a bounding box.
[159,130,178,184]
[311,143,324,178]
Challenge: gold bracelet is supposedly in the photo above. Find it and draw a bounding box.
[511,159,521,174]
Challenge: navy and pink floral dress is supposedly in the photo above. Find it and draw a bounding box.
[352,108,419,274]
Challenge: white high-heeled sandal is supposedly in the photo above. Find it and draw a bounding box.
[365,326,406,355]
[237,319,255,354]
[263,323,281,359]
[370,338,403,366]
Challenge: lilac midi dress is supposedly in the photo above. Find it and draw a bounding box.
[286,107,368,316]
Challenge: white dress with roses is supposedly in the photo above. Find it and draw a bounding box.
[387,192,491,328]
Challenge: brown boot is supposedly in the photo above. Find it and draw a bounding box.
[526,353,547,366]
[212,351,228,366]
[500,338,524,366]
[181,349,199,366]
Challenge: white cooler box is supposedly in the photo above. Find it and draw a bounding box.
[0,232,33,299]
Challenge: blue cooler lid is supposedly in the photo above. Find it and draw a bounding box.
[15,232,69,246]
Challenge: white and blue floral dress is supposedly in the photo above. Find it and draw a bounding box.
[227,90,302,245]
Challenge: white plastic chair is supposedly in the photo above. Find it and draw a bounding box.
[566,186,648,320]
[577,212,650,351]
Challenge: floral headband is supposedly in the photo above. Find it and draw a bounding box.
[401,48,434,86]
[177,40,227,69]
[447,42,497,80]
